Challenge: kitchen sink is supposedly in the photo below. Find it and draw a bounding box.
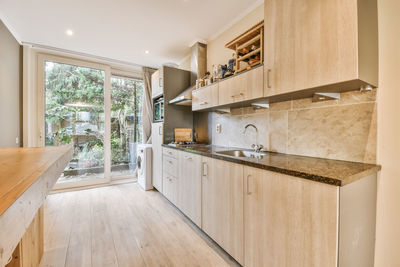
[216,150,267,159]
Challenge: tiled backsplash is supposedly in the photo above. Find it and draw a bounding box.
[212,89,377,163]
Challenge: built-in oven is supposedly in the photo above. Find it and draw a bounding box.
[153,96,164,122]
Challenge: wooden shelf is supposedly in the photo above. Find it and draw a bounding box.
[237,60,261,73]
[225,20,264,73]
[237,35,260,50]
[237,48,261,62]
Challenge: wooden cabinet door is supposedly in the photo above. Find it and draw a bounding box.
[201,157,244,265]
[218,67,263,106]
[244,166,338,267]
[245,66,263,100]
[218,76,235,106]
[177,151,202,226]
[192,83,219,111]
[162,173,178,206]
[264,0,358,97]
[151,122,163,192]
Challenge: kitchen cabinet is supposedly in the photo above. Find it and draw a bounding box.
[218,66,263,106]
[151,69,163,98]
[152,122,163,192]
[162,172,178,206]
[162,147,179,205]
[264,0,378,97]
[192,83,219,111]
[201,157,244,265]
[244,166,338,267]
[177,151,202,226]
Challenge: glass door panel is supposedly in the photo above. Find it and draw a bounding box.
[110,76,144,179]
[44,61,106,184]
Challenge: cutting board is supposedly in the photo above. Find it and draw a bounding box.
[174,128,193,142]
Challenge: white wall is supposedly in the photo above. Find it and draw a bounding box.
[375,0,400,266]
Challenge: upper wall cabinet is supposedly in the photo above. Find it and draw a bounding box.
[192,83,219,111]
[218,65,264,106]
[264,0,378,97]
[151,69,163,98]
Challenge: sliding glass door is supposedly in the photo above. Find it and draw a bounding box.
[44,61,106,185]
[38,54,143,189]
[110,76,143,179]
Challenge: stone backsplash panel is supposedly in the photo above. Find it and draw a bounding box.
[211,89,377,163]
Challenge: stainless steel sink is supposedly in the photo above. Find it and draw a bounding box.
[216,150,267,159]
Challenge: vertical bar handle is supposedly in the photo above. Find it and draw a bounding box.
[247,175,252,195]
[267,69,272,89]
[159,125,162,135]
[202,162,208,177]
[159,77,163,87]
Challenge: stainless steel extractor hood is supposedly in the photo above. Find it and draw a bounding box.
[169,42,207,106]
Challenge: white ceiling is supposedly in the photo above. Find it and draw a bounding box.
[0,0,262,68]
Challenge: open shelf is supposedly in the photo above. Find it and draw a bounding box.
[225,20,264,73]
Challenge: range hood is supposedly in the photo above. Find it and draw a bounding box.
[169,42,207,106]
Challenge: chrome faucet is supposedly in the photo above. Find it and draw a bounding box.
[243,124,264,153]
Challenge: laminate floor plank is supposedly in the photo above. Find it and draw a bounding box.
[90,188,119,267]
[40,183,232,267]
[64,190,92,267]
[40,192,78,267]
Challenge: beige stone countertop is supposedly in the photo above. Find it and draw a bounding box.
[162,144,381,186]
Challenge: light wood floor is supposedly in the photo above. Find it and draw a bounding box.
[39,183,237,267]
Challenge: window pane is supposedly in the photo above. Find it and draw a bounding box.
[44,61,105,184]
[110,76,144,178]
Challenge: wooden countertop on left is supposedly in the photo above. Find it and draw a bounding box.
[0,146,73,267]
[0,146,73,216]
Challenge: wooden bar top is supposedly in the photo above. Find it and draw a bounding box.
[0,146,73,216]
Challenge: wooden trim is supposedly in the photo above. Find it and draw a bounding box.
[237,35,261,50]
[225,21,264,49]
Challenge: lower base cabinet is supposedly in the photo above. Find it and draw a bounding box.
[161,149,376,267]
[201,157,244,265]
[162,173,178,206]
[244,166,338,267]
[178,151,202,227]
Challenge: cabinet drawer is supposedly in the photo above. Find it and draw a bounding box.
[163,147,178,159]
[163,155,178,177]
[192,83,219,111]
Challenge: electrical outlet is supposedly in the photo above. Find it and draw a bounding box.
[15,137,19,145]
[216,124,222,133]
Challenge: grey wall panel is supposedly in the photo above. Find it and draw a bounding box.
[0,20,22,147]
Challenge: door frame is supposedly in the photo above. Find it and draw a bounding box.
[37,53,112,189]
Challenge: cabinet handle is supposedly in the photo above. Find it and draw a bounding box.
[267,69,271,89]
[231,93,244,98]
[247,175,252,195]
[159,125,162,135]
[159,77,163,87]
[200,101,208,105]
[168,160,172,164]
[202,162,208,177]
[186,156,192,160]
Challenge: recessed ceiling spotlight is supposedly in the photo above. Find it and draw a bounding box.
[66,29,74,36]
[145,50,149,54]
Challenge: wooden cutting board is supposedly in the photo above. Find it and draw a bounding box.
[174,128,193,142]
